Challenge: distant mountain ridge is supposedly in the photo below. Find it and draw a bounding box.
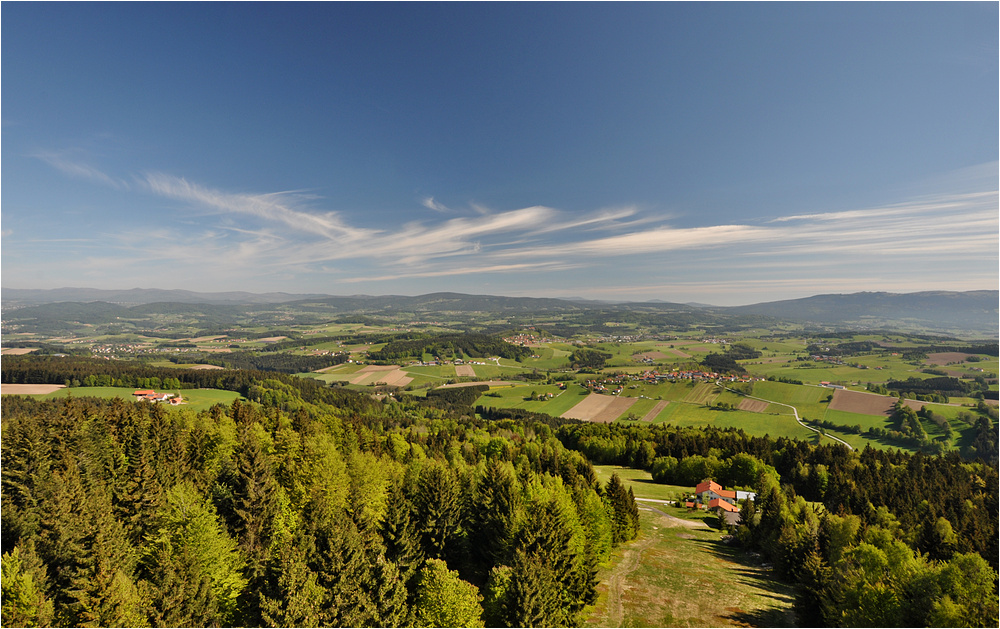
[726,290,998,333]
[2,287,328,307]
[3,287,996,336]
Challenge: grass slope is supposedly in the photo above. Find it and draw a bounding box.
[585,466,795,627]
[38,386,240,412]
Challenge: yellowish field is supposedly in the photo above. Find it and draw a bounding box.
[439,380,516,388]
[455,364,476,377]
[562,393,637,423]
[348,365,413,387]
[0,348,38,355]
[1,384,67,395]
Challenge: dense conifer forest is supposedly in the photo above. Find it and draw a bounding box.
[1,372,638,627]
[1,354,997,627]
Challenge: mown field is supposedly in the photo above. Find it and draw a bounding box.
[585,465,796,628]
[16,386,242,412]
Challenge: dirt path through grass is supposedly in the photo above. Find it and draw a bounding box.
[586,503,795,627]
[605,534,657,627]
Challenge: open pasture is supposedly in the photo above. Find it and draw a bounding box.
[475,384,589,417]
[682,382,720,405]
[25,386,241,412]
[520,346,571,370]
[583,492,795,627]
[750,381,833,418]
[593,465,690,502]
[653,403,816,441]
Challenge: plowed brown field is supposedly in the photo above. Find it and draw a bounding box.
[1,384,66,395]
[828,388,923,415]
[926,352,973,365]
[562,394,636,423]
[633,351,667,361]
[738,398,769,413]
[350,365,412,387]
[640,401,670,421]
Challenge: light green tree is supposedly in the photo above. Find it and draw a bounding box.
[413,559,484,628]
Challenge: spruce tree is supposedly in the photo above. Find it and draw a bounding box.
[415,461,464,561]
[258,529,326,628]
[468,459,521,582]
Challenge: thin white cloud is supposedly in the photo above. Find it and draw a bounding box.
[421,196,451,213]
[142,172,375,242]
[33,151,129,190]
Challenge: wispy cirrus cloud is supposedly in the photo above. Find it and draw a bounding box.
[118,171,1000,293]
[421,196,452,213]
[33,150,130,189]
[28,156,998,298]
[142,173,375,243]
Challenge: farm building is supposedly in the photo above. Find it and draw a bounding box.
[133,390,174,403]
[695,479,756,507]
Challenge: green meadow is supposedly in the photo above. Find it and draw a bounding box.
[584,469,796,627]
[37,386,240,412]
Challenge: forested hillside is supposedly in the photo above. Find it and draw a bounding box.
[558,422,998,627]
[1,354,997,627]
[1,376,638,627]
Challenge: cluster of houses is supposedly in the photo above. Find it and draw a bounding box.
[684,479,757,526]
[581,370,764,394]
[503,333,553,346]
[133,390,184,405]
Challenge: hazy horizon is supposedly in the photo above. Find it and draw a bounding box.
[4,285,998,311]
[3,3,997,306]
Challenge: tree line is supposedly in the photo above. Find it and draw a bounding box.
[556,421,997,567]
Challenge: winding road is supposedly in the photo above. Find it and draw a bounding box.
[716,380,854,451]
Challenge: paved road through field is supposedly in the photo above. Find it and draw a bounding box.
[716,380,854,451]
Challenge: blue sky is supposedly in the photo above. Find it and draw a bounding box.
[3,2,997,305]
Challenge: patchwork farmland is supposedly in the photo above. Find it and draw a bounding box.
[562,393,637,422]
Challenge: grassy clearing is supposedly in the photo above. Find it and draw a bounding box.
[38,387,240,412]
[618,397,659,421]
[751,381,832,420]
[583,497,796,627]
[475,384,590,417]
[593,465,690,502]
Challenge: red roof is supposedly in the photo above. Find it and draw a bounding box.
[134,390,155,395]
[696,479,736,500]
[710,498,740,512]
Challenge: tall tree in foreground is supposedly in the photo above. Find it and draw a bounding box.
[413,558,484,628]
